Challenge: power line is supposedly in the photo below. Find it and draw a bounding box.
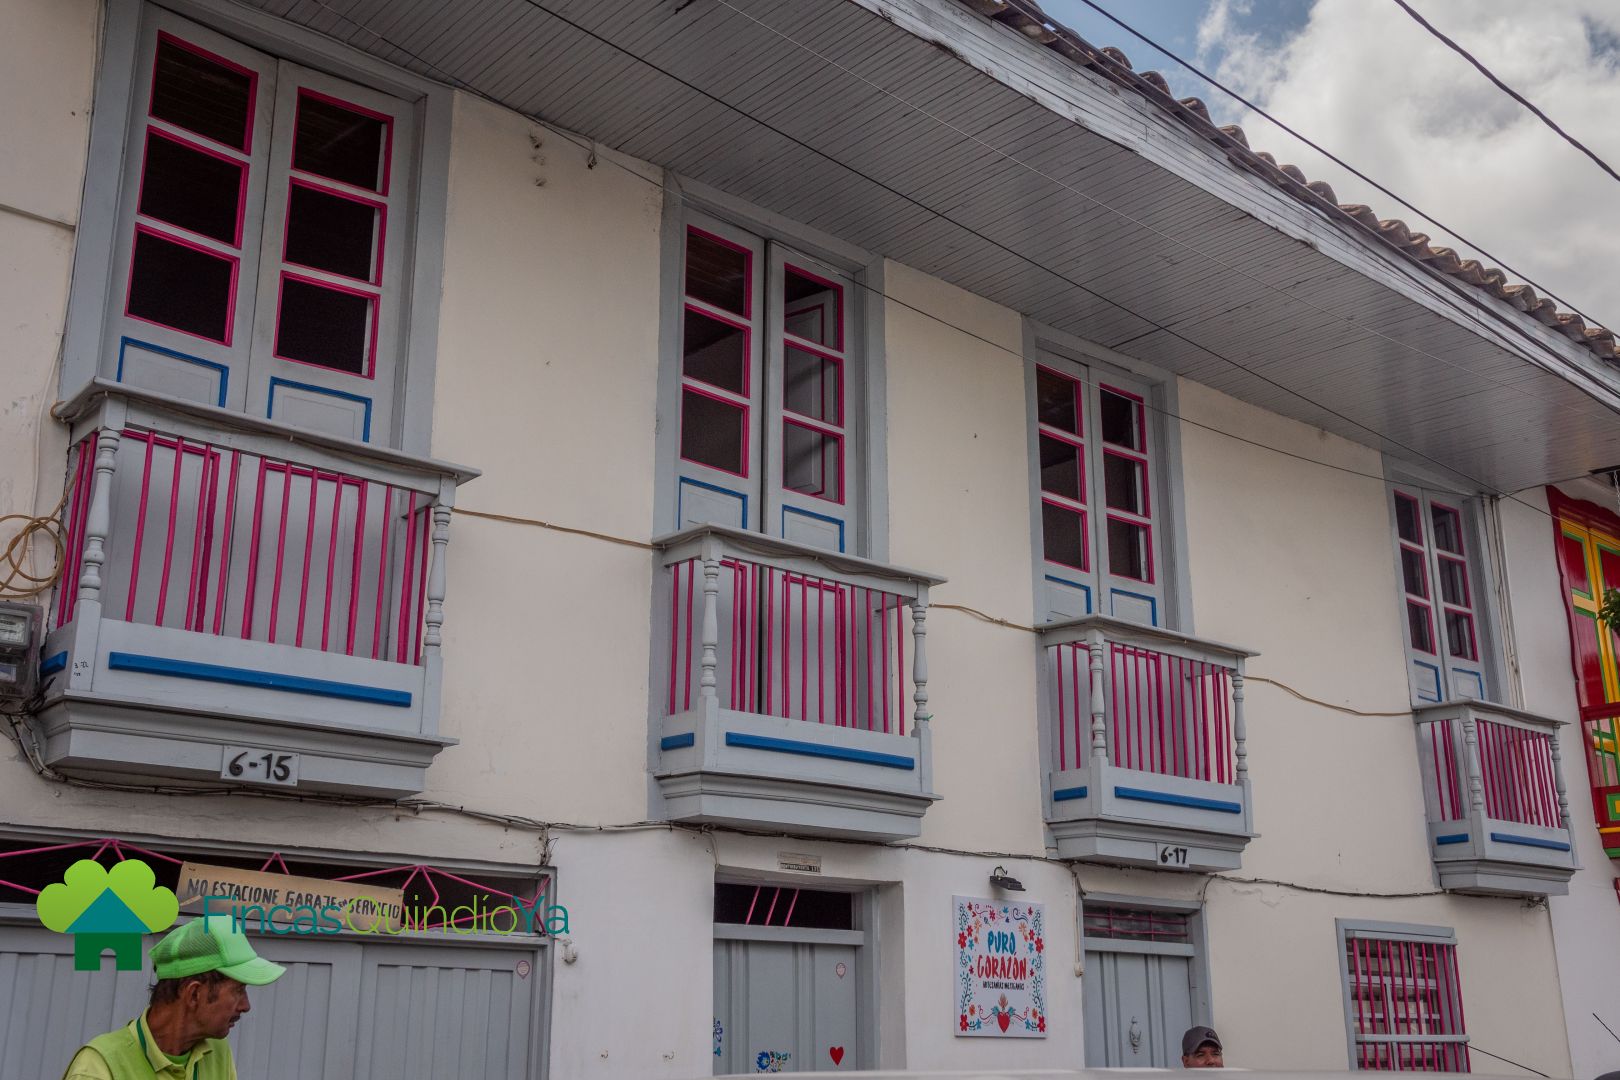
[303,0,1601,522]
[1063,0,1609,333]
[1391,0,1620,187]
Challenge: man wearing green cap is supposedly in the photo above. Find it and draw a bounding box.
[62,916,285,1079]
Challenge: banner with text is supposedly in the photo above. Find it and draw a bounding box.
[176,862,405,932]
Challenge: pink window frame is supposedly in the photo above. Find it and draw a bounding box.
[292,87,395,196]
[150,32,260,154]
[1105,515,1155,583]
[1041,498,1090,573]
[681,303,752,398]
[1098,383,1147,453]
[780,342,844,427]
[280,177,389,286]
[271,270,381,379]
[678,383,751,479]
[1100,447,1151,520]
[1035,364,1083,438]
[1394,491,1425,546]
[782,262,844,352]
[780,416,844,504]
[1038,430,1086,505]
[685,226,753,319]
[136,128,250,248]
[1099,384,1154,584]
[124,224,241,346]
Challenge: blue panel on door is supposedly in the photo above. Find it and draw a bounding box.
[1413,660,1443,703]
[268,378,373,441]
[117,337,229,407]
[1110,588,1158,626]
[782,505,845,552]
[1451,668,1485,700]
[678,477,748,530]
[1045,575,1092,615]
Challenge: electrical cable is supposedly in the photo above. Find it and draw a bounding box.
[1070,0,1609,333]
[1390,0,1620,188]
[301,0,1616,523]
[706,0,1620,431]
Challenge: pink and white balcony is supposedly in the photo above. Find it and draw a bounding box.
[1413,700,1577,895]
[652,526,943,841]
[1041,616,1256,871]
[37,381,477,797]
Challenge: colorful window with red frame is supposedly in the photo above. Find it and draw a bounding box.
[1344,934,1470,1072]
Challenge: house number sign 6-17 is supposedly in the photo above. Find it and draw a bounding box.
[1157,844,1190,868]
[221,746,299,786]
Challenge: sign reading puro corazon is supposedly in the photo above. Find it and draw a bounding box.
[954,895,1046,1038]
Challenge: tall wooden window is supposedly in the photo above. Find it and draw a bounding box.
[1033,358,1163,626]
[107,10,416,444]
[671,215,860,554]
[1390,485,1491,703]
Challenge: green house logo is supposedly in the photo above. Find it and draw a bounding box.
[36,859,179,971]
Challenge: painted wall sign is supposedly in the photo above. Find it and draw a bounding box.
[174,861,405,932]
[777,852,822,873]
[954,895,1047,1038]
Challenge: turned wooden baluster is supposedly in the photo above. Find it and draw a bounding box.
[1087,628,1109,765]
[911,590,930,734]
[77,429,123,608]
[698,537,722,706]
[423,504,453,653]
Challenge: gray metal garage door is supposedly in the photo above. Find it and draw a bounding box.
[0,920,546,1080]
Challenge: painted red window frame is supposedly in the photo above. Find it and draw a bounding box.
[292,87,395,196]
[1099,384,1154,584]
[685,225,754,319]
[780,416,844,504]
[1036,363,1083,438]
[780,341,845,428]
[1041,498,1091,574]
[678,382,751,479]
[280,176,389,286]
[1098,383,1147,453]
[1038,430,1087,504]
[124,224,241,346]
[1429,501,1479,662]
[782,262,845,353]
[271,269,381,379]
[681,302,753,398]
[150,31,260,154]
[1395,491,1438,655]
[136,128,251,248]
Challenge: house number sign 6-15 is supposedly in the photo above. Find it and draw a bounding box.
[221,746,299,786]
[1157,844,1190,868]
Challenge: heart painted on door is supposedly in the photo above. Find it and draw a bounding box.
[996,1013,1011,1033]
[828,1047,844,1066]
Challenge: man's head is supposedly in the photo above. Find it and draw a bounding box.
[1181,1025,1224,1069]
[146,917,285,1045]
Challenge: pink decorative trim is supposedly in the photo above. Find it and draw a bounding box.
[783,262,845,352]
[124,432,158,622]
[152,32,260,153]
[272,270,380,379]
[395,492,418,664]
[346,481,368,656]
[678,384,751,479]
[780,341,845,426]
[1036,364,1083,437]
[281,177,388,285]
[212,451,241,637]
[685,226,754,318]
[125,224,240,346]
[295,468,319,647]
[136,128,250,248]
[781,417,844,504]
[371,486,392,660]
[293,87,394,195]
[681,303,752,397]
[1041,498,1089,574]
[413,502,430,664]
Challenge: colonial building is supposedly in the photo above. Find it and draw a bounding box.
[0,0,1617,1076]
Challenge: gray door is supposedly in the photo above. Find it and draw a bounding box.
[1083,949,1194,1068]
[714,938,858,1074]
[0,925,543,1080]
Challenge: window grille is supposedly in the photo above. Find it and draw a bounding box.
[1344,934,1470,1071]
[1082,904,1191,944]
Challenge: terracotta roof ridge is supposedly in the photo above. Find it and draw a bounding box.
[955,0,1618,362]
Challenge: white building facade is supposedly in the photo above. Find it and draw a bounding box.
[0,0,1618,1077]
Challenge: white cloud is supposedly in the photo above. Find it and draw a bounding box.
[1195,0,1620,330]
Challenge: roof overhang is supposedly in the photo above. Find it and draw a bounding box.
[224,0,1620,492]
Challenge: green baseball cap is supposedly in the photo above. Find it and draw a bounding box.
[151,916,286,986]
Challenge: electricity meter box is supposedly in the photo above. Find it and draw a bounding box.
[0,602,42,702]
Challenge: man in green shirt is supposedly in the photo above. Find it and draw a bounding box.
[62,916,285,1080]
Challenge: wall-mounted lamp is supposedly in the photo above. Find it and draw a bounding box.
[989,865,1024,892]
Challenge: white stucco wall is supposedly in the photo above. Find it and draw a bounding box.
[1502,483,1620,1080]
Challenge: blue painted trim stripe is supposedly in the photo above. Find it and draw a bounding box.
[781,505,846,553]
[1434,833,1470,846]
[39,651,68,677]
[1489,831,1571,852]
[107,652,411,707]
[724,732,914,770]
[267,378,373,442]
[1110,587,1158,625]
[677,476,749,531]
[1052,786,1088,802]
[117,337,229,407]
[660,733,695,751]
[1114,785,1243,814]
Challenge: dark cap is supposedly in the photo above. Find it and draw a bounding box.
[1182,1026,1222,1056]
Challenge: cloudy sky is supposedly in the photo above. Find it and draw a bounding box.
[1038,0,1620,332]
